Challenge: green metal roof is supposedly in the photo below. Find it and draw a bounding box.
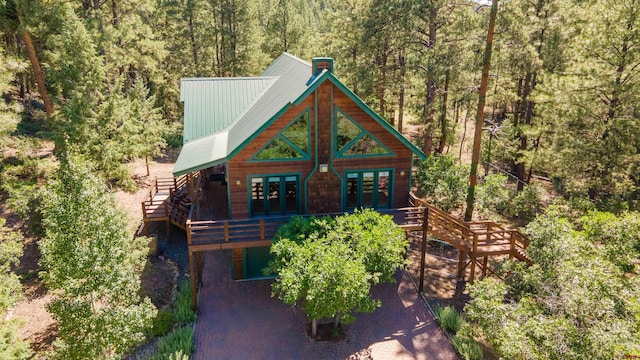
[180,77,276,143]
[173,53,425,177]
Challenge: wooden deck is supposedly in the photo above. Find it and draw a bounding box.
[141,174,530,309]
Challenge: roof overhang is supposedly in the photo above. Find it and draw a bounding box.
[173,132,229,177]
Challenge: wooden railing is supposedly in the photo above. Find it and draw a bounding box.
[142,173,200,233]
[410,194,530,263]
[186,216,293,251]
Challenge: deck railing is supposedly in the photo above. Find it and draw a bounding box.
[410,195,529,261]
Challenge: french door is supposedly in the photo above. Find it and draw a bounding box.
[344,170,391,210]
[250,175,299,216]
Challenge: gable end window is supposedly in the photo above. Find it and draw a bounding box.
[334,108,393,158]
[252,109,310,161]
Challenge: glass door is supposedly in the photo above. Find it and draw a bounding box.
[344,170,391,210]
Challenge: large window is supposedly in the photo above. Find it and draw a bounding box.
[345,170,391,210]
[335,108,392,158]
[250,175,299,216]
[252,110,310,161]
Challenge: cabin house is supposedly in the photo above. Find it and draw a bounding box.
[141,53,531,308]
[149,53,426,304]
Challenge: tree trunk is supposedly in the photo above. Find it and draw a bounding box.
[397,52,406,132]
[187,0,200,75]
[422,5,438,156]
[437,69,450,154]
[464,0,498,222]
[311,318,318,338]
[17,10,53,115]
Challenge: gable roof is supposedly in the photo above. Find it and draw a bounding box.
[173,53,425,176]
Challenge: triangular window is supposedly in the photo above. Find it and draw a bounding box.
[343,134,390,155]
[335,109,392,157]
[252,109,310,161]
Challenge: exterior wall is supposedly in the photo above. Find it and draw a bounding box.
[226,80,415,220]
[227,97,315,219]
[306,82,341,214]
[331,88,414,209]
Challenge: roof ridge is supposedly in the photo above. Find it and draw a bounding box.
[181,77,277,82]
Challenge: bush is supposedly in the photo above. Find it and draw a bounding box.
[152,310,174,337]
[415,155,468,212]
[477,173,511,215]
[451,335,483,360]
[151,326,194,360]
[507,183,542,220]
[434,305,465,333]
[172,280,196,326]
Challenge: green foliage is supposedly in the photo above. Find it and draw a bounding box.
[476,173,511,215]
[269,210,407,326]
[0,318,31,360]
[152,310,174,337]
[172,280,197,326]
[580,211,640,273]
[0,154,54,234]
[324,208,408,283]
[505,183,542,221]
[466,209,640,359]
[272,239,380,325]
[434,305,465,334]
[0,218,31,359]
[39,156,156,359]
[0,218,23,313]
[146,326,194,360]
[451,335,483,360]
[415,155,468,212]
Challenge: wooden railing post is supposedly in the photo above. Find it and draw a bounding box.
[509,230,516,259]
[260,219,265,240]
[470,234,478,283]
[224,222,229,243]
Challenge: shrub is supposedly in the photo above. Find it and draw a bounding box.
[452,335,484,360]
[507,183,542,221]
[152,326,194,359]
[172,280,196,325]
[152,310,174,337]
[434,305,465,333]
[415,155,468,212]
[476,173,511,215]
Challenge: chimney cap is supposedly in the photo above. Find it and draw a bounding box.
[312,57,334,75]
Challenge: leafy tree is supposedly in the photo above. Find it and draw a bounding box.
[271,238,379,337]
[268,209,408,337]
[535,0,640,209]
[323,208,407,282]
[260,0,306,59]
[39,156,156,359]
[465,209,640,359]
[476,173,511,215]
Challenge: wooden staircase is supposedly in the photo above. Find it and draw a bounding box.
[141,173,200,237]
[407,194,531,282]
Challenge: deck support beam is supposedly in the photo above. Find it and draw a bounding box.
[457,251,466,280]
[189,249,198,310]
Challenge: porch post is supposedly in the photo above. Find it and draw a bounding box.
[189,249,198,310]
[418,208,429,293]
